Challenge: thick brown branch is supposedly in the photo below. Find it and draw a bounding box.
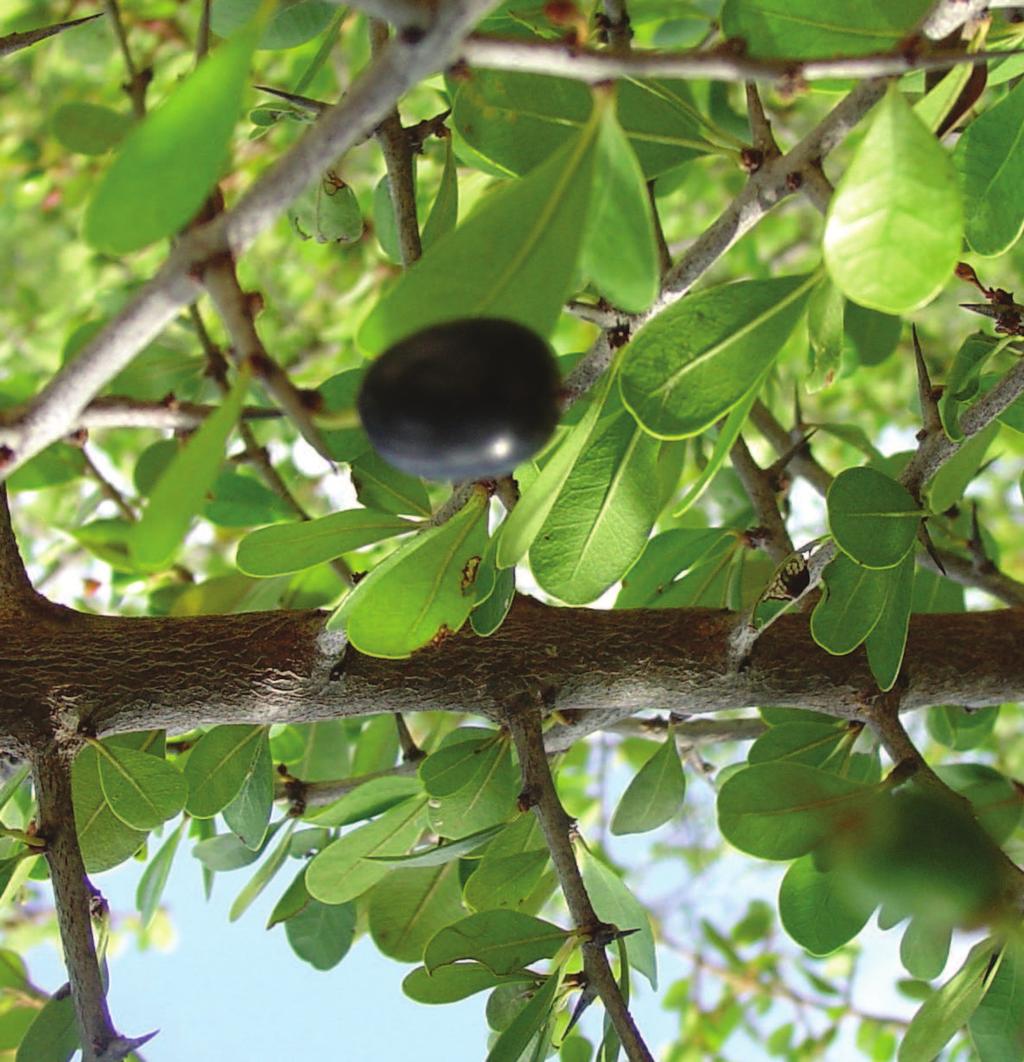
[3,597,1022,751]
[506,702,653,1062]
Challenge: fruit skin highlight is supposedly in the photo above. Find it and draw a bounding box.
[357,317,562,482]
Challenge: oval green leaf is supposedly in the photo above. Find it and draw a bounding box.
[610,734,686,836]
[94,741,187,831]
[423,911,568,976]
[83,26,258,253]
[237,508,415,576]
[334,487,489,658]
[827,466,920,569]
[619,275,815,439]
[824,84,963,314]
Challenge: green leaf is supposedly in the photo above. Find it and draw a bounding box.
[427,739,519,840]
[899,940,997,1062]
[222,730,273,849]
[672,379,768,516]
[136,820,184,929]
[463,849,551,914]
[94,741,187,830]
[810,552,891,655]
[130,368,250,570]
[307,775,424,828]
[191,820,284,871]
[237,508,415,576]
[748,722,848,768]
[970,941,1024,1062]
[579,847,657,990]
[938,333,1001,441]
[334,487,488,657]
[927,705,999,752]
[359,95,603,353]
[955,77,1024,256]
[610,734,685,835]
[291,170,363,243]
[83,26,258,252]
[424,911,568,976]
[717,763,871,860]
[496,375,613,569]
[616,528,734,608]
[368,823,504,867]
[827,467,920,569]
[212,0,336,50]
[350,451,432,518]
[453,70,712,180]
[721,0,933,58]
[285,898,356,970]
[402,963,540,1005]
[935,763,1024,845]
[15,991,78,1062]
[581,105,659,312]
[72,746,147,874]
[530,404,662,605]
[420,729,501,797]
[183,724,265,818]
[619,275,815,438]
[487,970,562,1062]
[421,138,458,250]
[229,818,296,921]
[843,301,902,367]
[865,550,916,691]
[305,797,428,904]
[204,469,292,527]
[368,862,466,961]
[900,917,952,981]
[51,102,131,155]
[806,277,845,392]
[779,854,875,956]
[925,421,998,514]
[823,85,963,314]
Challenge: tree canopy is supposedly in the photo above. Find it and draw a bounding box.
[0,0,1023,1059]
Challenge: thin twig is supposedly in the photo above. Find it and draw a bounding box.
[33,746,121,1060]
[80,450,137,522]
[202,259,336,464]
[370,21,423,267]
[506,701,654,1062]
[601,0,632,54]
[103,0,148,118]
[459,36,1018,84]
[730,434,795,563]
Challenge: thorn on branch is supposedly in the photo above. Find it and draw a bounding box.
[912,325,943,437]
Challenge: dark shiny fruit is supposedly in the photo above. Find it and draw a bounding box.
[357,318,561,482]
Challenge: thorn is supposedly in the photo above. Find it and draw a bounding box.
[918,522,947,576]
[912,325,942,435]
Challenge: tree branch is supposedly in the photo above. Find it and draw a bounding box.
[730,434,794,563]
[202,257,335,463]
[458,36,1015,84]
[370,21,423,267]
[505,701,654,1062]
[33,745,120,1060]
[3,596,1023,752]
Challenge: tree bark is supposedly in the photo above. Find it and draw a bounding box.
[2,595,1021,749]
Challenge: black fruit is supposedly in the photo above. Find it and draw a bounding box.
[357,318,562,481]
